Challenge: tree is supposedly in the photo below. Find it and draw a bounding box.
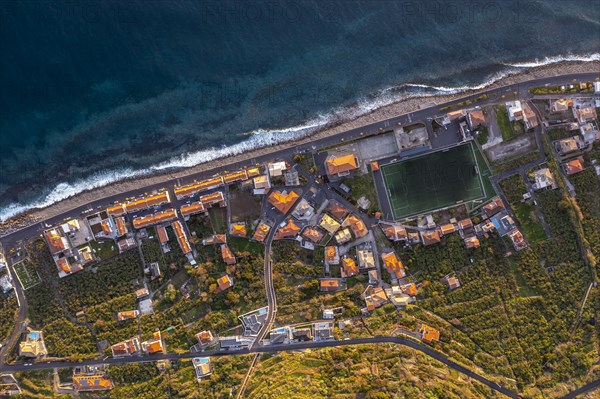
[164,284,177,303]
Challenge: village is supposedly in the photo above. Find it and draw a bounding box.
[0,77,599,395]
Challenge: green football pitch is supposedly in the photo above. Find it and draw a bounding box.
[381,143,486,220]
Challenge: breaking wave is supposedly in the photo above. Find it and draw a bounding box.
[1,53,598,222]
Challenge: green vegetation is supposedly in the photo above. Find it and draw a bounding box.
[494,105,514,141]
[547,126,574,142]
[89,239,118,260]
[344,169,379,213]
[246,344,506,399]
[13,260,41,289]
[512,202,546,243]
[0,296,18,342]
[208,206,227,234]
[570,168,600,274]
[476,125,489,145]
[529,83,594,95]
[491,149,540,174]
[294,153,318,174]
[499,174,526,204]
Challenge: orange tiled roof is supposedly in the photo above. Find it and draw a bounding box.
[421,230,441,246]
[117,310,138,321]
[458,218,473,230]
[125,192,170,213]
[223,170,248,184]
[181,201,206,216]
[115,217,127,236]
[564,157,584,175]
[325,246,338,262]
[320,279,340,292]
[246,167,261,178]
[370,161,380,171]
[100,220,112,235]
[343,215,368,238]
[107,204,126,216]
[143,338,163,354]
[382,225,408,241]
[196,330,214,345]
[465,236,480,249]
[401,283,418,297]
[440,224,456,235]
[156,225,169,243]
[73,374,113,391]
[132,208,177,229]
[326,202,349,221]
[418,324,440,343]
[174,176,224,198]
[326,154,358,175]
[381,252,405,279]
[221,245,236,265]
[44,230,66,254]
[341,257,358,277]
[274,219,300,240]
[268,190,300,214]
[302,227,324,243]
[56,257,71,273]
[217,275,233,291]
[230,223,247,238]
[172,221,192,254]
[199,191,225,206]
[252,223,270,242]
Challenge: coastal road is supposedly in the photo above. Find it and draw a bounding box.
[2,72,599,251]
[0,336,520,399]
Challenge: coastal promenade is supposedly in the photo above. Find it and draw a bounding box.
[2,71,598,255]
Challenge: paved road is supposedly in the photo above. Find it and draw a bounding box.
[561,378,600,399]
[2,73,599,252]
[0,336,519,399]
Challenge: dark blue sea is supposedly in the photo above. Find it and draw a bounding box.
[1,0,599,219]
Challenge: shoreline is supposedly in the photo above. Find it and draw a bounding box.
[2,60,599,232]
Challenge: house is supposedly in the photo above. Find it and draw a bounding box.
[334,228,352,244]
[135,287,149,298]
[217,275,234,292]
[219,335,253,350]
[292,198,315,220]
[19,330,47,358]
[522,103,539,130]
[341,257,359,278]
[464,236,480,249]
[325,153,359,176]
[323,309,335,319]
[563,157,585,175]
[268,190,300,214]
[440,223,456,235]
[293,328,313,342]
[117,310,139,321]
[580,123,599,145]
[382,224,408,241]
[506,101,523,121]
[273,219,301,240]
[269,327,293,344]
[357,248,375,269]
[368,269,378,285]
[201,234,225,252]
[198,191,225,208]
[172,221,192,255]
[72,373,114,392]
[284,169,300,186]
[302,226,325,243]
[180,201,206,217]
[467,110,486,130]
[146,262,161,280]
[533,168,556,190]
[252,223,270,242]
[324,246,340,264]
[117,237,136,253]
[253,175,271,194]
[342,215,368,238]
[44,229,70,255]
[573,105,598,124]
[192,357,213,380]
[174,177,224,200]
[56,256,83,276]
[111,337,141,357]
[381,252,405,280]
[417,323,440,343]
[124,191,171,213]
[320,278,347,293]
[141,331,164,354]
[313,322,334,341]
[555,136,583,156]
[420,230,441,246]
[491,210,517,237]
[551,98,570,112]
[508,229,528,250]
[594,82,600,93]
[458,218,473,231]
[156,225,169,244]
[132,208,178,229]
[319,214,341,234]
[441,275,461,290]
[400,282,418,297]
[482,197,505,218]
[196,330,215,346]
[326,201,350,221]
[221,245,236,265]
[364,286,389,311]
[267,161,288,177]
[0,274,13,293]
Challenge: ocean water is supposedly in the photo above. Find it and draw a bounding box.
[1,0,599,220]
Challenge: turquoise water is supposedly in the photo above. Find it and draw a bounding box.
[1,0,599,219]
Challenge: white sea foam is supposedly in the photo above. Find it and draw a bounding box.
[2,53,598,222]
[502,53,600,68]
